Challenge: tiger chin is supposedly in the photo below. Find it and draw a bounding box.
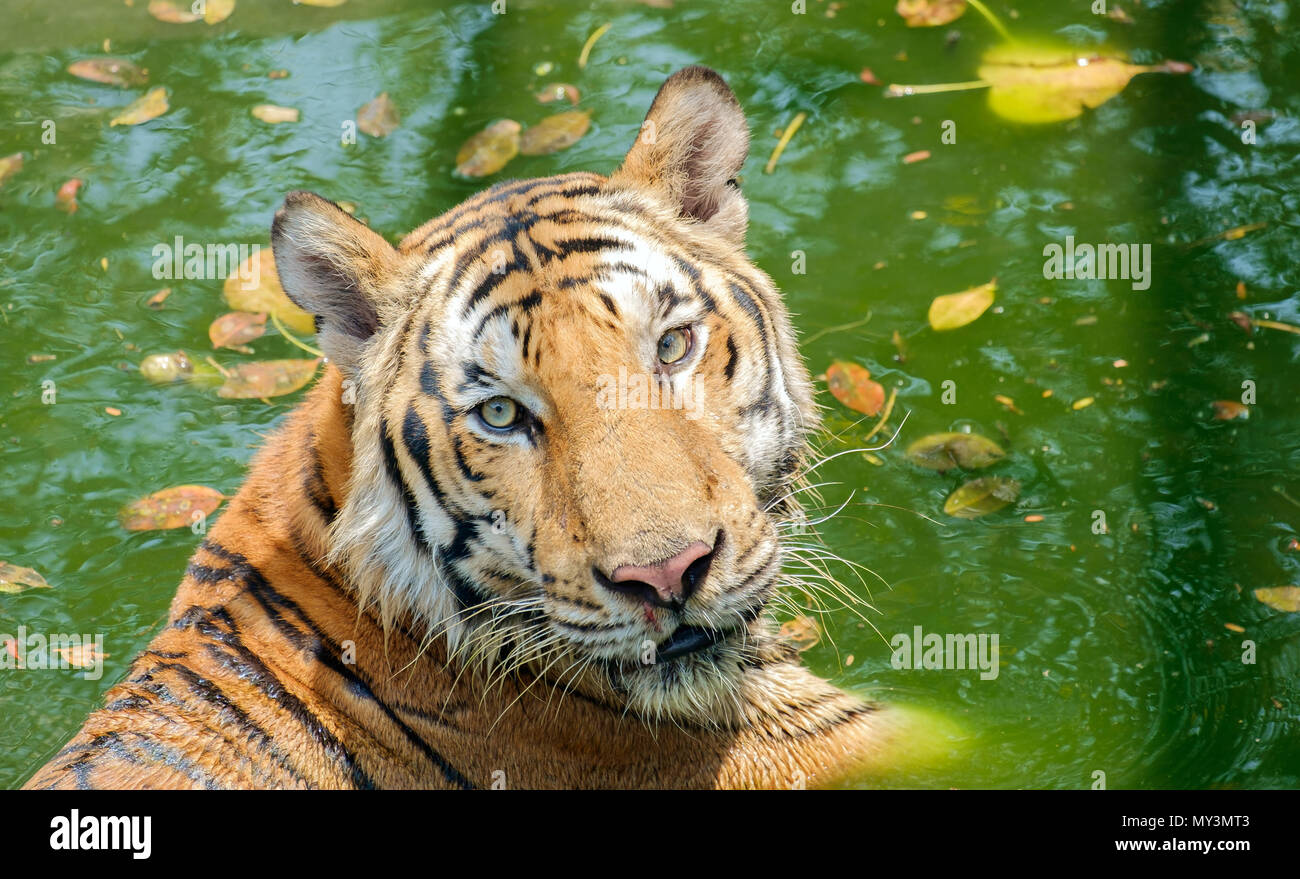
[25,66,924,790]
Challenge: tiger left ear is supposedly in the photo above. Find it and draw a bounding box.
[609,66,750,244]
[271,191,402,375]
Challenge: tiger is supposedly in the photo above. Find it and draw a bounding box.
[24,66,925,789]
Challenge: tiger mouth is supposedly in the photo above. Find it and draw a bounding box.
[655,624,729,661]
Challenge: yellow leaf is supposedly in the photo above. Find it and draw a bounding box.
[217,358,321,399]
[1254,587,1300,613]
[0,153,23,187]
[148,0,201,23]
[204,0,235,23]
[519,111,591,156]
[778,616,821,651]
[943,477,1020,519]
[0,562,51,593]
[252,104,299,124]
[896,0,966,27]
[928,279,995,330]
[222,249,316,335]
[110,87,169,126]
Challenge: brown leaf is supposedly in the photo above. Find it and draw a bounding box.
[455,119,521,177]
[148,0,202,23]
[778,616,822,651]
[535,83,580,105]
[902,149,931,164]
[906,432,1005,471]
[826,361,885,416]
[896,0,967,27]
[928,279,995,330]
[147,288,172,309]
[520,111,591,156]
[209,311,267,349]
[56,643,110,668]
[222,249,316,335]
[357,92,400,137]
[1254,587,1300,613]
[118,485,224,531]
[1212,400,1249,421]
[943,477,1020,519]
[0,562,51,594]
[217,358,321,399]
[251,104,299,124]
[67,57,148,87]
[110,87,169,126]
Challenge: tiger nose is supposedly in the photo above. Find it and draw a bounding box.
[604,540,715,608]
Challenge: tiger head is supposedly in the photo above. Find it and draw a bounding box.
[272,67,819,726]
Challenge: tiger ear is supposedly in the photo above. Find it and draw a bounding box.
[271,191,401,374]
[609,66,750,244]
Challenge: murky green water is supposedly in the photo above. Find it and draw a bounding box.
[2,0,1297,789]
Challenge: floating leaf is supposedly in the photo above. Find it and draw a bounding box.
[1212,400,1249,421]
[67,57,148,87]
[0,562,51,594]
[778,616,821,652]
[977,45,1193,124]
[55,178,82,213]
[826,361,885,416]
[56,643,110,669]
[140,350,196,383]
[204,0,235,23]
[928,279,995,330]
[222,248,316,334]
[1254,587,1300,613]
[147,287,172,309]
[209,311,266,349]
[455,119,521,177]
[896,0,966,27]
[906,432,1005,471]
[217,358,321,399]
[1072,396,1095,411]
[520,111,591,155]
[148,0,202,23]
[943,476,1020,519]
[294,0,348,5]
[251,104,299,124]
[536,82,580,105]
[110,87,169,126]
[0,153,23,187]
[357,92,399,137]
[118,485,224,531]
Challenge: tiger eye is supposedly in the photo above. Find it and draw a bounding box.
[479,396,519,429]
[657,328,691,364]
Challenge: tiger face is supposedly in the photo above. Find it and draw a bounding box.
[272,67,816,724]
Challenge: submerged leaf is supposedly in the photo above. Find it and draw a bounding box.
[1254,587,1300,613]
[1212,400,1249,421]
[357,93,399,137]
[0,562,51,594]
[826,361,885,416]
[455,119,521,177]
[222,249,316,335]
[217,358,321,399]
[140,350,195,383]
[118,485,224,531]
[906,432,1005,471]
[943,476,1020,518]
[0,153,22,187]
[520,111,591,155]
[978,44,1192,124]
[110,87,169,126]
[68,57,148,87]
[535,82,580,105]
[55,178,82,213]
[209,311,266,349]
[251,104,299,124]
[929,279,996,330]
[204,0,235,23]
[148,0,202,23]
[896,0,966,27]
[778,616,822,651]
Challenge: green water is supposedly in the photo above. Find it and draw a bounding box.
[1,0,1297,789]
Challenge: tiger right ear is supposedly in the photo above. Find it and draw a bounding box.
[271,190,401,374]
[609,66,750,245]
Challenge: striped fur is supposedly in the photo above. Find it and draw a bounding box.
[24,67,904,789]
